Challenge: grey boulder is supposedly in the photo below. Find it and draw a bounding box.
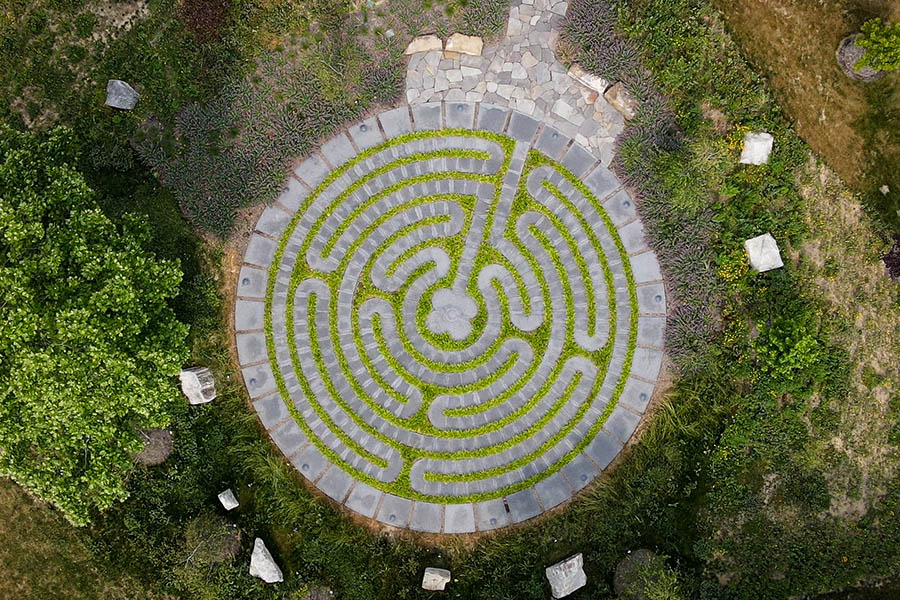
[105,79,140,110]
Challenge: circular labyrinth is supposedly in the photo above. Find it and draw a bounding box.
[235,102,666,533]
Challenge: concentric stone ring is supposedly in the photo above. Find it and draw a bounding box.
[235,102,666,533]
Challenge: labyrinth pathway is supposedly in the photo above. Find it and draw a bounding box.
[235,102,666,533]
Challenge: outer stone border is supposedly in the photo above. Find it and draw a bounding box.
[235,102,666,533]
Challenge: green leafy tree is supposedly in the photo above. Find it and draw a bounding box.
[0,126,189,525]
[856,18,900,71]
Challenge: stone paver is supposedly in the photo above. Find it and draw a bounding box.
[238,11,669,532]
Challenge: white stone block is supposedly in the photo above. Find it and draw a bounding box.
[744,233,784,272]
[179,367,216,405]
[567,64,609,95]
[218,488,239,511]
[739,132,774,165]
[546,553,587,598]
[422,567,451,591]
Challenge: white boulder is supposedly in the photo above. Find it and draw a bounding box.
[179,367,216,405]
[218,488,239,511]
[405,34,442,55]
[422,567,451,591]
[744,233,784,272]
[545,553,587,599]
[739,132,774,165]
[249,538,283,583]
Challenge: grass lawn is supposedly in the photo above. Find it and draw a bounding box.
[712,0,900,230]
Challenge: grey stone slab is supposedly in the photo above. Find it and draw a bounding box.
[562,452,600,493]
[630,251,663,283]
[348,117,384,151]
[105,79,139,109]
[241,363,276,398]
[637,316,665,348]
[276,176,307,213]
[237,266,267,299]
[321,132,357,168]
[476,103,510,133]
[636,283,667,315]
[411,102,443,131]
[294,153,331,189]
[253,393,289,429]
[445,101,476,129]
[534,472,573,510]
[535,125,570,158]
[244,234,277,269]
[560,143,596,178]
[236,331,268,365]
[345,482,383,519]
[290,443,330,481]
[507,489,542,523]
[378,106,413,138]
[617,219,647,255]
[605,406,641,443]
[316,465,354,503]
[410,502,444,533]
[585,164,620,202]
[376,493,412,527]
[585,430,622,469]
[620,377,655,413]
[602,189,637,226]
[444,503,476,533]
[507,111,541,143]
[474,498,510,531]
[271,419,307,457]
[631,347,663,381]
[255,205,292,239]
[234,299,264,331]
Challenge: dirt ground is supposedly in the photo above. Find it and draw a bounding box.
[713,0,900,227]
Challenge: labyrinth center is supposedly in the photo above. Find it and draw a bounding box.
[235,103,666,533]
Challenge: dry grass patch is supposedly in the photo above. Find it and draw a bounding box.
[793,157,900,518]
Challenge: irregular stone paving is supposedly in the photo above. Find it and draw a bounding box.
[405,0,624,166]
[236,100,666,533]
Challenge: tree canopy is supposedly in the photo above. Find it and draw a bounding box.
[0,126,189,525]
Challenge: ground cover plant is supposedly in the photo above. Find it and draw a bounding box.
[0,0,899,599]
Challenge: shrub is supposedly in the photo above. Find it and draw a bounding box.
[855,18,900,72]
[0,126,189,525]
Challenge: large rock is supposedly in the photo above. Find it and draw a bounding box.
[739,132,774,165]
[422,567,451,591]
[568,64,609,95]
[179,367,217,405]
[218,488,239,511]
[545,553,587,599]
[445,33,483,57]
[249,538,283,583]
[744,233,784,272]
[405,34,442,55]
[604,82,638,120]
[105,79,140,110]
